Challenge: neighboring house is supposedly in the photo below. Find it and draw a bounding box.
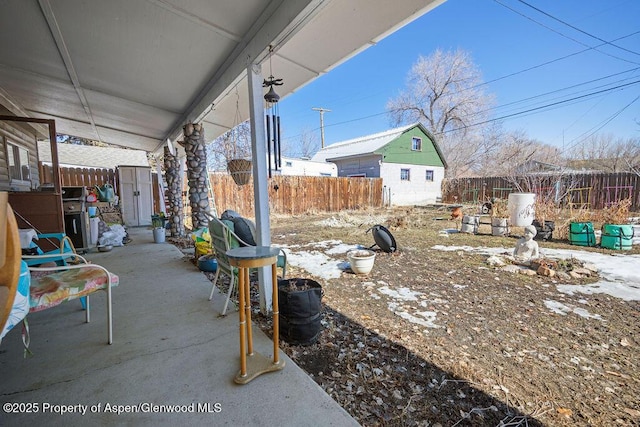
[514,160,565,175]
[37,141,149,169]
[272,156,337,177]
[312,123,447,205]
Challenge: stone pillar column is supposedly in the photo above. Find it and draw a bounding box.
[164,145,184,237]
[179,122,209,229]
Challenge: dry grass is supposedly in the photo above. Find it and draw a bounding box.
[251,206,640,426]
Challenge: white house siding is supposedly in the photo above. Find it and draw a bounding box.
[275,156,337,176]
[380,162,445,205]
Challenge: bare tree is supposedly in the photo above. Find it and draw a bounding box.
[387,49,497,178]
[295,128,320,158]
[488,131,563,178]
[569,133,640,172]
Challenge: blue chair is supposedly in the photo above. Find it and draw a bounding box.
[23,233,77,267]
[23,233,87,309]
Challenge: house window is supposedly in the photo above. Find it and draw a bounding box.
[6,141,31,183]
[411,137,422,151]
[425,170,434,181]
[400,169,410,181]
[285,161,293,167]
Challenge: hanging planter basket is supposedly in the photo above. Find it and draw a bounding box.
[227,158,252,186]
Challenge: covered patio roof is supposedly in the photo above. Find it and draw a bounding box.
[0,0,445,154]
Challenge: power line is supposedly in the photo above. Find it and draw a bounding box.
[476,30,640,90]
[434,79,640,137]
[515,0,640,57]
[560,94,640,155]
[281,78,639,146]
[475,67,640,117]
[493,0,640,65]
[283,79,639,147]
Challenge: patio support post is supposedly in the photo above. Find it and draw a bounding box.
[164,145,184,237]
[247,62,273,314]
[180,123,210,229]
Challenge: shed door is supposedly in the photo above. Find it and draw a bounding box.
[119,166,153,226]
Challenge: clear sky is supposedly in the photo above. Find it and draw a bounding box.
[277,0,640,157]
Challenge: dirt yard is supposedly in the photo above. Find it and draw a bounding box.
[205,206,640,426]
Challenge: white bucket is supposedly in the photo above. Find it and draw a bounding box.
[508,193,536,227]
[153,227,166,243]
[460,215,479,234]
[491,217,509,236]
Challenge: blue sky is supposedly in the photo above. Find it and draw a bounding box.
[277,0,640,157]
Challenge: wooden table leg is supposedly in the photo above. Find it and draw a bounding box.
[271,264,279,364]
[229,250,285,384]
[244,267,253,356]
[238,267,247,378]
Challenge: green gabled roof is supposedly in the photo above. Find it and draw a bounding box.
[312,122,447,168]
[374,123,447,168]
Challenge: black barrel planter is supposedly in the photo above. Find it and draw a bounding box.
[277,278,323,345]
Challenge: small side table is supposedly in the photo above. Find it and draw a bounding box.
[226,246,285,384]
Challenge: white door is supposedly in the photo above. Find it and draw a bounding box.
[119,166,153,226]
[119,167,137,226]
[135,167,153,226]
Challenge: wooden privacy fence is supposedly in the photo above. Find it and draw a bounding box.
[209,174,383,217]
[38,163,118,189]
[442,172,640,211]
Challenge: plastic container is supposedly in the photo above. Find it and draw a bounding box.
[600,224,634,250]
[491,217,509,236]
[460,215,479,234]
[508,193,536,227]
[153,227,165,243]
[569,222,596,247]
[198,255,218,272]
[88,206,98,217]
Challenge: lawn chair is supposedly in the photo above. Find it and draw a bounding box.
[23,252,119,344]
[22,233,78,267]
[23,232,89,309]
[206,214,286,316]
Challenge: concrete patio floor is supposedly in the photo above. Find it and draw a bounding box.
[0,227,358,426]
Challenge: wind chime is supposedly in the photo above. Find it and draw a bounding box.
[263,46,283,178]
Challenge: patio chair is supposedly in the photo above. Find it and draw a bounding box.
[22,233,77,267]
[206,214,286,316]
[23,232,90,310]
[22,251,119,344]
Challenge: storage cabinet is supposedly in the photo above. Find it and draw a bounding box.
[118,166,153,226]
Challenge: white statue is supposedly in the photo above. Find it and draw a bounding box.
[513,225,539,262]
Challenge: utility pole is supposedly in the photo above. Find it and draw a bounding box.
[312,107,331,148]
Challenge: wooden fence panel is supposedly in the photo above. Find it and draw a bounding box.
[207,174,383,218]
[38,163,117,189]
[442,173,640,211]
